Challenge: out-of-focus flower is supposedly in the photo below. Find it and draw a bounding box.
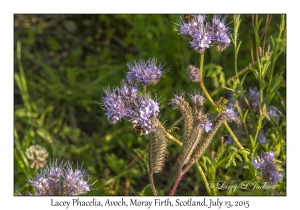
[25,145,49,169]
[251,152,284,184]
[28,160,93,196]
[258,129,267,144]
[247,87,260,112]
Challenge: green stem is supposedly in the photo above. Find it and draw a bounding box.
[268,15,284,92]
[233,14,241,83]
[198,52,259,184]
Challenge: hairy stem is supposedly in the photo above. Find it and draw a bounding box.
[164,130,211,196]
[149,170,157,196]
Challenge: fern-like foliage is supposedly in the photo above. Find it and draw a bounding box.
[226,145,250,168]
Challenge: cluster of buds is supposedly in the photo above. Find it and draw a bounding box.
[169,93,239,167]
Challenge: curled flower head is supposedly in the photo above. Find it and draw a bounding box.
[103,87,128,124]
[189,92,205,112]
[186,65,200,82]
[25,145,49,169]
[126,58,165,86]
[251,152,284,184]
[28,160,93,196]
[169,93,186,108]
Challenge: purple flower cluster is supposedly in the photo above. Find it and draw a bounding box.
[102,58,164,135]
[127,96,160,135]
[178,14,231,52]
[28,161,92,196]
[127,58,164,86]
[209,15,231,51]
[251,152,284,184]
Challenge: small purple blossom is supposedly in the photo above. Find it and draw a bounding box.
[252,159,261,169]
[186,65,200,82]
[223,108,239,122]
[127,58,164,86]
[248,87,260,111]
[267,106,279,123]
[200,115,212,132]
[119,81,138,102]
[190,31,211,53]
[258,130,267,144]
[103,88,128,124]
[28,160,92,196]
[251,152,284,184]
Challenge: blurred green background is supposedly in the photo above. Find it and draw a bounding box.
[14,14,286,196]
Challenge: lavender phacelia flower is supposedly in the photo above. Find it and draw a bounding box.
[186,65,200,82]
[127,58,164,86]
[103,88,128,124]
[200,115,212,132]
[178,14,231,52]
[128,97,160,135]
[208,15,231,51]
[251,159,261,169]
[119,81,138,102]
[223,108,239,122]
[190,31,212,53]
[25,145,49,169]
[251,152,284,184]
[28,160,92,196]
